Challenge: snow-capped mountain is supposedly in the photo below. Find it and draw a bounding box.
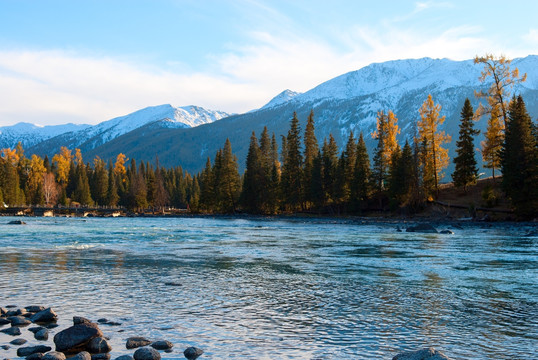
[29,104,229,155]
[260,89,301,110]
[0,122,91,149]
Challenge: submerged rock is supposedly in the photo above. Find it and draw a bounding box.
[9,338,27,345]
[25,306,46,313]
[114,356,133,360]
[29,326,46,333]
[42,351,67,360]
[133,347,161,360]
[53,322,103,353]
[91,354,111,360]
[183,346,203,360]
[0,317,11,325]
[1,326,22,336]
[9,315,31,326]
[31,308,58,323]
[406,224,438,233]
[26,353,45,360]
[73,316,92,325]
[8,220,26,225]
[17,345,52,357]
[392,347,452,360]
[150,340,173,351]
[439,230,454,234]
[126,337,152,349]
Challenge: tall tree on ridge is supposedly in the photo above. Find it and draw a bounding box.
[452,98,480,192]
[281,112,303,211]
[481,104,504,181]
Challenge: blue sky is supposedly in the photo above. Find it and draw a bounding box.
[0,0,537,126]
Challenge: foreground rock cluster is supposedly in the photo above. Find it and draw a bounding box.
[0,306,203,360]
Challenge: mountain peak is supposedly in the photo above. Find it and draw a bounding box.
[260,89,301,110]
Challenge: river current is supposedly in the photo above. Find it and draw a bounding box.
[0,216,536,359]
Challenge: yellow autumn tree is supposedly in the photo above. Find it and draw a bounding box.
[417,94,451,197]
[27,154,47,203]
[372,110,400,166]
[474,54,527,126]
[114,153,128,182]
[481,104,504,180]
[52,146,73,185]
[1,148,19,165]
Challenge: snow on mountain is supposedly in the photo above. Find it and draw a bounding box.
[0,122,91,149]
[260,89,301,109]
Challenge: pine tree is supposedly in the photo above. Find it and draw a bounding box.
[452,98,480,191]
[303,110,319,207]
[241,132,263,213]
[371,111,387,192]
[199,157,214,211]
[340,131,356,204]
[351,133,371,208]
[281,112,303,211]
[214,139,240,213]
[417,94,451,197]
[91,156,109,205]
[481,104,504,180]
[106,161,119,206]
[501,96,538,218]
[321,135,338,206]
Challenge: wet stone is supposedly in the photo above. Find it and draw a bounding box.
[86,337,112,354]
[0,318,10,325]
[73,317,92,325]
[9,316,31,326]
[25,306,46,313]
[70,351,91,360]
[26,353,45,360]
[150,340,173,351]
[1,326,22,336]
[91,354,111,360]
[183,347,203,360]
[17,345,52,357]
[114,356,133,360]
[126,337,151,349]
[42,351,67,360]
[28,326,45,334]
[10,338,27,346]
[133,347,160,360]
[35,328,49,341]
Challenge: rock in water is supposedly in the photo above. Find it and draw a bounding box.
[87,337,112,353]
[8,220,26,225]
[126,337,152,349]
[31,308,58,323]
[73,316,92,325]
[17,345,52,357]
[10,338,27,345]
[71,351,92,360]
[392,347,452,360]
[25,306,46,313]
[42,351,67,360]
[133,347,161,360]
[114,356,134,360]
[406,224,438,233]
[36,328,49,340]
[29,326,46,333]
[9,315,31,326]
[27,353,45,360]
[53,322,103,353]
[0,317,11,325]
[91,354,111,360]
[150,340,173,351]
[1,326,22,336]
[439,230,454,234]
[183,347,203,360]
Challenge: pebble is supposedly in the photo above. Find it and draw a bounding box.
[70,351,92,360]
[42,351,67,360]
[26,353,45,360]
[133,347,160,360]
[35,328,49,341]
[126,337,152,349]
[9,338,27,346]
[183,347,204,360]
[9,315,31,326]
[114,356,133,360]
[16,345,52,357]
[87,337,112,354]
[91,354,111,360]
[1,326,21,336]
[150,340,173,351]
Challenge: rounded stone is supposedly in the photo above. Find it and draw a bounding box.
[26,353,45,360]
[183,347,203,360]
[53,322,103,353]
[17,345,52,357]
[73,316,92,325]
[30,308,58,324]
[35,328,49,341]
[133,347,161,360]
[9,315,31,326]
[10,338,27,346]
[114,356,133,360]
[126,337,151,349]
[42,351,67,360]
[1,326,22,336]
[87,337,112,354]
[71,351,92,360]
[150,340,173,351]
[91,354,111,360]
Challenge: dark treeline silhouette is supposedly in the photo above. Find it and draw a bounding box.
[0,55,536,218]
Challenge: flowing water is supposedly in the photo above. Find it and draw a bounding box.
[0,216,536,359]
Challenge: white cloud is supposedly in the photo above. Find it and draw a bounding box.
[524,28,538,44]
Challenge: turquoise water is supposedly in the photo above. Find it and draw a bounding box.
[0,216,536,359]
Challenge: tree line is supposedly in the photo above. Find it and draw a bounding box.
[0,55,536,218]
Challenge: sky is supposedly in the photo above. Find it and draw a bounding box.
[0,0,537,126]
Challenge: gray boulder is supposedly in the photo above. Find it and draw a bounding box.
[8,220,26,225]
[1,326,21,336]
[31,308,58,323]
[0,317,11,325]
[53,322,103,353]
[91,354,111,360]
[28,326,46,333]
[25,306,46,313]
[87,337,112,354]
[126,337,152,349]
[406,224,438,233]
[35,328,49,341]
[1,345,9,350]
[392,347,451,360]
[183,347,203,360]
[42,351,67,360]
[9,315,31,326]
[26,353,45,360]
[133,347,160,360]
[114,356,134,360]
[150,340,173,351]
[71,351,92,360]
[73,316,92,325]
[10,338,27,345]
[17,345,52,357]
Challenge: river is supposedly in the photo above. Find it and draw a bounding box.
[0,216,536,359]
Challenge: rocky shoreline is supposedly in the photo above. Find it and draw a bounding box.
[0,305,457,360]
[0,306,203,360]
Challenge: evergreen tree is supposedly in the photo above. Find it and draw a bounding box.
[91,157,109,205]
[214,139,240,213]
[351,133,371,208]
[371,111,387,192]
[452,98,480,191]
[241,132,264,213]
[501,96,538,218]
[341,131,356,204]
[199,157,214,211]
[303,110,318,207]
[321,135,338,206]
[73,163,93,205]
[106,161,119,206]
[281,112,303,211]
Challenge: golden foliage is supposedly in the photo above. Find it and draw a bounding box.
[52,146,73,184]
[114,153,128,180]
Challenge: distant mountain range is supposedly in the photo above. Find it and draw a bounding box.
[3,56,537,176]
